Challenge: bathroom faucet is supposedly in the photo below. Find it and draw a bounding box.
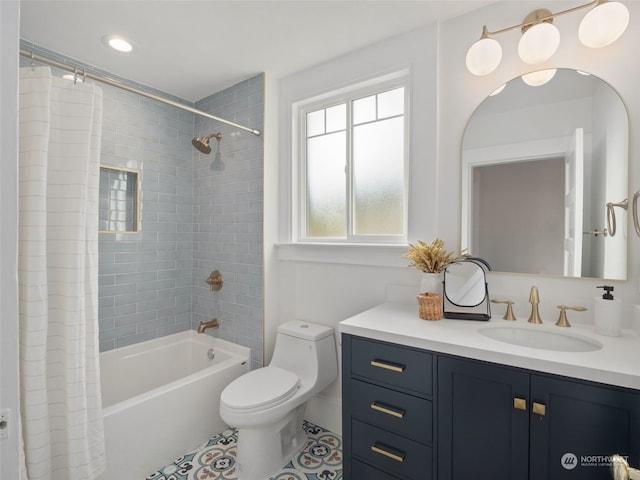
[528,286,543,324]
[197,318,219,334]
[555,305,587,328]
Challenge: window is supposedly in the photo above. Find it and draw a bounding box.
[297,77,408,244]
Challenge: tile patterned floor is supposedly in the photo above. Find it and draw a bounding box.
[146,421,343,480]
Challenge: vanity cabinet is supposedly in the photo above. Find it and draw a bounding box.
[342,333,640,480]
[438,356,640,480]
[342,335,435,480]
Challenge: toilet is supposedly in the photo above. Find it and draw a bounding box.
[219,320,338,480]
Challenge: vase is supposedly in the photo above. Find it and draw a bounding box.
[420,272,442,295]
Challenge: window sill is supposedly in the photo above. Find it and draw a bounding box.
[275,242,410,268]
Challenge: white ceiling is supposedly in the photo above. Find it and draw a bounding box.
[20,1,495,102]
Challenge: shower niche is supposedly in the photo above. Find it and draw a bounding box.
[99,166,140,233]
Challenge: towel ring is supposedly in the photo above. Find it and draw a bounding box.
[633,189,640,237]
[606,199,628,237]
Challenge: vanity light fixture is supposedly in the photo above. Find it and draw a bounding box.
[517,9,560,65]
[521,68,557,87]
[466,0,630,76]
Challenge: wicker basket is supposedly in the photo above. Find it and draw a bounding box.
[417,293,442,321]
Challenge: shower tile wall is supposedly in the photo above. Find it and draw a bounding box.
[192,74,265,369]
[20,42,265,359]
[98,84,196,352]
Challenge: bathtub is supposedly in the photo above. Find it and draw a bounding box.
[100,330,250,480]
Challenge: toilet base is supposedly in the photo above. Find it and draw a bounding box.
[235,404,307,480]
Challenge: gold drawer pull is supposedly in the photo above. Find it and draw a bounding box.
[513,397,527,411]
[371,443,406,463]
[370,359,405,373]
[370,401,406,419]
[533,402,546,416]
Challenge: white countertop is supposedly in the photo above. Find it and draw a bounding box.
[338,302,640,391]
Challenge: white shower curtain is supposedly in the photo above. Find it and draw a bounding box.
[18,66,105,480]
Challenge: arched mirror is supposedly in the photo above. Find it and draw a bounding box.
[461,69,629,280]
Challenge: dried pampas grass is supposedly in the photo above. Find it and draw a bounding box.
[403,238,467,274]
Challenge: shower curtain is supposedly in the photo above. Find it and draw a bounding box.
[18,66,105,480]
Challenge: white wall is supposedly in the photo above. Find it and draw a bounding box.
[271,25,439,433]
[269,1,640,434]
[0,0,21,477]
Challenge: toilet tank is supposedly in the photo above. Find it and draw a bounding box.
[270,321,338,392]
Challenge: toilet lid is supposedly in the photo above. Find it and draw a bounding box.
[221,366,300,412]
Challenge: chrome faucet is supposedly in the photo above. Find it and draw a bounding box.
[197,318,219,334]
[528,286,543,324]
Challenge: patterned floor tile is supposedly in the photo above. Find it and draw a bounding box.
[146,421,342,480]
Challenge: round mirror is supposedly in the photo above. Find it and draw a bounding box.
[461,69,628,280]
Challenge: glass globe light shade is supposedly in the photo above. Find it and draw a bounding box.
[518,22,561,64]
[466,37,502,76]
[489,84,506,96]
[522,69,557,87]
[579,1,629,48]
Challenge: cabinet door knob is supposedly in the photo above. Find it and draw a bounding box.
[533,402,546,416]
[513,397,527,411]
[370,401,406,419]
[370,359,406,373]
[371,443,406,463]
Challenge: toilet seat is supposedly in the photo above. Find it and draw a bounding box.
[221,366,300,413]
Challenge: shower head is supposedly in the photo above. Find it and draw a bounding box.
[192,133,222,154]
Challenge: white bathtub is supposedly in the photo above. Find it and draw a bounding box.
[100,330,250,480]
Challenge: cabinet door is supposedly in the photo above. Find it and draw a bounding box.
[438,356,529,480]
[530,375,640,480]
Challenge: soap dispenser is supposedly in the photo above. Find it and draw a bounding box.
[593,285,622,337]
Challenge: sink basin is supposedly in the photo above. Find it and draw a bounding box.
[478,326,603,352]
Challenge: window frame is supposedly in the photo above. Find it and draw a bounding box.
[293,71,410,245]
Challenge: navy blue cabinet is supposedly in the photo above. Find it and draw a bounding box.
[438,356,529,480]
[438,355,640,480]
[530,374,640,479]
[343,334,640,480]
[343,335,435,480]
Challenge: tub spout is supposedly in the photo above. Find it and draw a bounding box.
[198,318,219,334]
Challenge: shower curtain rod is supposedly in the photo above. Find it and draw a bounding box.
[20,48,262,136]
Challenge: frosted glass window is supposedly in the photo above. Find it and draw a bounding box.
[378,87,405,119]
[306,110,325,137]
[306,132,347,237]
[99,167,139,232]
[353,95,376,125]
[353,116,404,235]
[326,104,346,133]
[298,74,407,242]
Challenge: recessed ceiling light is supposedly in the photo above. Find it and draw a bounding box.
[102,35,134,53]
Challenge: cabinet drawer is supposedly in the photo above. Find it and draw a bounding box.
[351,337,432,396]
[352,459,402,479]
[352,419,432,480]
[350,379,432,444]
